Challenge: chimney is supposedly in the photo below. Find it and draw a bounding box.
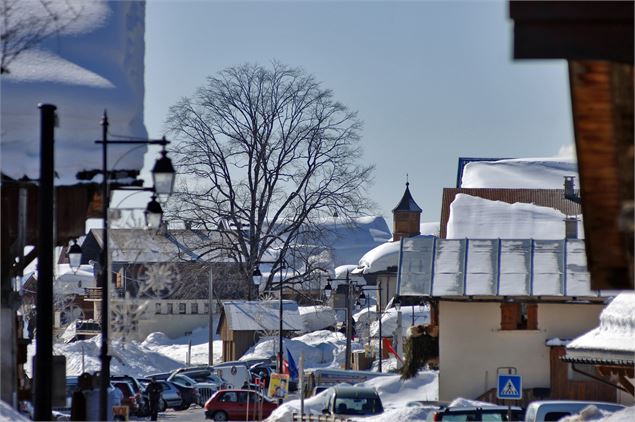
[565,216,578,239]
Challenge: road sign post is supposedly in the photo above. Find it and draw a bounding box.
[497,367,521,422]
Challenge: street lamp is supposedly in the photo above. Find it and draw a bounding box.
[325,271,354,370]
[252,260,287,378]
[144,194,164,229]
[67,240,82,274]
[94,111,175,421]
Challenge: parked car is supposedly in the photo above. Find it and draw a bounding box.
[148,380,183,411]
[168,373,219,405]
[167,377,201,410]
[111,381,139,416]
[145,371,172,381]
[321,386,384,417]
[524,400,625,422]
[111,375,148,416]
[204,389,278,421]
[427,405,525,421]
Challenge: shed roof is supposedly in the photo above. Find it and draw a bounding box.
[221,300,303,332]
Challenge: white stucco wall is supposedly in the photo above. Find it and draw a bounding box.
[438,301,603,401]
[111,299,218,341]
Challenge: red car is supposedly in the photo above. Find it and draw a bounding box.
[204,389,278,421]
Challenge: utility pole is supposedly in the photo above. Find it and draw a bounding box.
[208,266,214,366]
[344,271,352,370]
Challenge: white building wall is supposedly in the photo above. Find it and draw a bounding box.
[111,299,218,341]
[438,301,603,401]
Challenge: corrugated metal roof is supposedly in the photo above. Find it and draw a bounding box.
[439,189,583,238]
[223,300,303,332]
[397,236,609,298]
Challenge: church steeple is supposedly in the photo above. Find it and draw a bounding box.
[392,182,422,241]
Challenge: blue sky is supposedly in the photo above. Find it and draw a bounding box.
[143,0,573,226]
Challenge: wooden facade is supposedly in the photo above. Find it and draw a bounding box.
[549,346,616,401]
[509,0,634,290]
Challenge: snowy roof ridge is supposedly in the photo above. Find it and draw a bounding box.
[222,300,303,332]
[566,292,635,359]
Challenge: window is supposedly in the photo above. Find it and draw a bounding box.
[179,303,186,314]
[167,303,173,314]
[155,303,162,314]
[204,303,209,313]
[191,303,198,314]
[500,303,537,330]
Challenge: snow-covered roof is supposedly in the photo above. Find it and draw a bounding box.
[89,229,227,263]
[398,236,608,298]
[1,1,148,185]
[55,264,97,295]
[565,292,635,364]
[447,194,584,239]
[221,300,303,332]
[460,157,578,189]
[355,240,402,275]
[298,306,337,332]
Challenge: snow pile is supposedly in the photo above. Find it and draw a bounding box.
[598,406,635,422]
[299,306,337,332]
[447,194,583,239]
[141,325,224,366]
[370,306,430,338]
[461,157,578,188]
[356,370,438,409]
[560,405,630,421]
[27,325,223,379]
[567,292,635,355]
[240,330,363,369]
[268,371,438,421]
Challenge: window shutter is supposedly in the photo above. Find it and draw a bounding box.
[527,303,538,329]
[500,303,520,330]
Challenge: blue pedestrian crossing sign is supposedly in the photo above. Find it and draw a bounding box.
[497,374,522,399]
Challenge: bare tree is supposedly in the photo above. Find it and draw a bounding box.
[1,0,83,74]
[165,62,375,295]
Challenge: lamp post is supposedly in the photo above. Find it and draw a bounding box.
[252,260,287,375]
[324,271,354,370]
[94,112,175,421]
[378,280,382,373]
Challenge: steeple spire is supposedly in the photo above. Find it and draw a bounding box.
[392,181,422,241]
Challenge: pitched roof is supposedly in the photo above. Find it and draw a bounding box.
[564,292,635,365]
[398,236,609,299]
[392,183,422,213]
[221,300,303,332]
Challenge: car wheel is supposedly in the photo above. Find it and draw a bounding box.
[212,411,228,421]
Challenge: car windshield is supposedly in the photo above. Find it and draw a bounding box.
[334,397,383,415]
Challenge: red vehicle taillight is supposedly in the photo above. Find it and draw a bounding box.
[432,412,442,421]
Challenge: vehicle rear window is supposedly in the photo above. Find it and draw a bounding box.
[544,412,570,421]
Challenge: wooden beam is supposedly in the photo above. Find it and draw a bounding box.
[569,61,634,289]
[510,1,634,64]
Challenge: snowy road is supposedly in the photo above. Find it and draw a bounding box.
[154,406,206,421]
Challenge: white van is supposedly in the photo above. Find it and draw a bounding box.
[524,400,624,422]
[213,362,250,390]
